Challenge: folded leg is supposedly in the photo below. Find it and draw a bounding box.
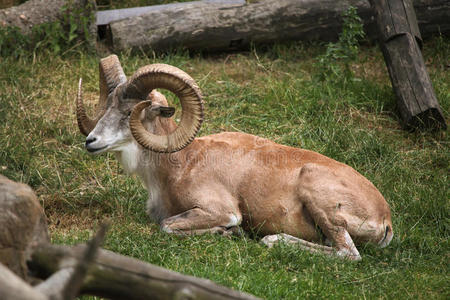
[161,207,241,236]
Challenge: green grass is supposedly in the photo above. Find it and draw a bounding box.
[0,36,449,299]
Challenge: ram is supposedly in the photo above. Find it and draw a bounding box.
[76,55,393,260]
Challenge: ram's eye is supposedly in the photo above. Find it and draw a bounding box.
[127,110,132,117]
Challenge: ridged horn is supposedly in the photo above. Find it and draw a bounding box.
[76,55,126,136]
[127,64,204,153]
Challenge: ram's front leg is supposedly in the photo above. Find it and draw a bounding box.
[160,207,241,236]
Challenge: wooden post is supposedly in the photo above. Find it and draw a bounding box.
[369,0,446,131]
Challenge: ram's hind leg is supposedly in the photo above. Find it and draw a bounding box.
[261,233,335,255]
[261,163,362,260]
[304,209,361,260]
[261,228,360,260]
[295,163,361,260]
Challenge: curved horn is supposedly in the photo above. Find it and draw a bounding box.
[127,64,204,153]
[76,78,95,136]
[76,55,126,136]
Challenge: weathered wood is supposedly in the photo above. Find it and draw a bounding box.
[108,0,370,52]
[0,262,47,300]
[96,0,245,26]
[34,223,108,300]
[106,0,450,52]
[371,0,422,45]
[0,175,50,281]
[0,223,107,300]
[370,0,446,130]
[30,243,260,300]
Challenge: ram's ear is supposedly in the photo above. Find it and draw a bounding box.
[158,106,175,118]
[149,105,175,118]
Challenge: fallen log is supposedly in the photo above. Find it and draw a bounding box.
[106,0,450,52]
[108,0,371,52]
[96,0,246,26]
[30,243,260,300]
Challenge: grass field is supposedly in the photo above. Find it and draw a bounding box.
[0,32,449,298]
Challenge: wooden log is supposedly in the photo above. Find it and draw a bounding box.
[370,0,446,130]
[96,0,246,26]
[108,0,371,52]
[106,0,450,52]
[30,243,260,300]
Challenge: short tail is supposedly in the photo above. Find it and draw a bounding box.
[378,225,393,248]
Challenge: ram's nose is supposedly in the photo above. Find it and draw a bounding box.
[85,136,97,147]
[85,135,107,153]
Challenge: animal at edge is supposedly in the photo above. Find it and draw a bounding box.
[76,55,393,260]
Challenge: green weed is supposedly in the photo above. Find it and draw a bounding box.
[315,6,366,84]
[0,1,94,58]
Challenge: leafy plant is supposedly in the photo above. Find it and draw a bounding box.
[315,6,365,83]
[0,0,94,58]
[0,26,30,58]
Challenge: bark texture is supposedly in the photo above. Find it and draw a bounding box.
[107,0,449,52]
[0,175,49,281]
[30,243,260,300]
[110,0,369,52]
